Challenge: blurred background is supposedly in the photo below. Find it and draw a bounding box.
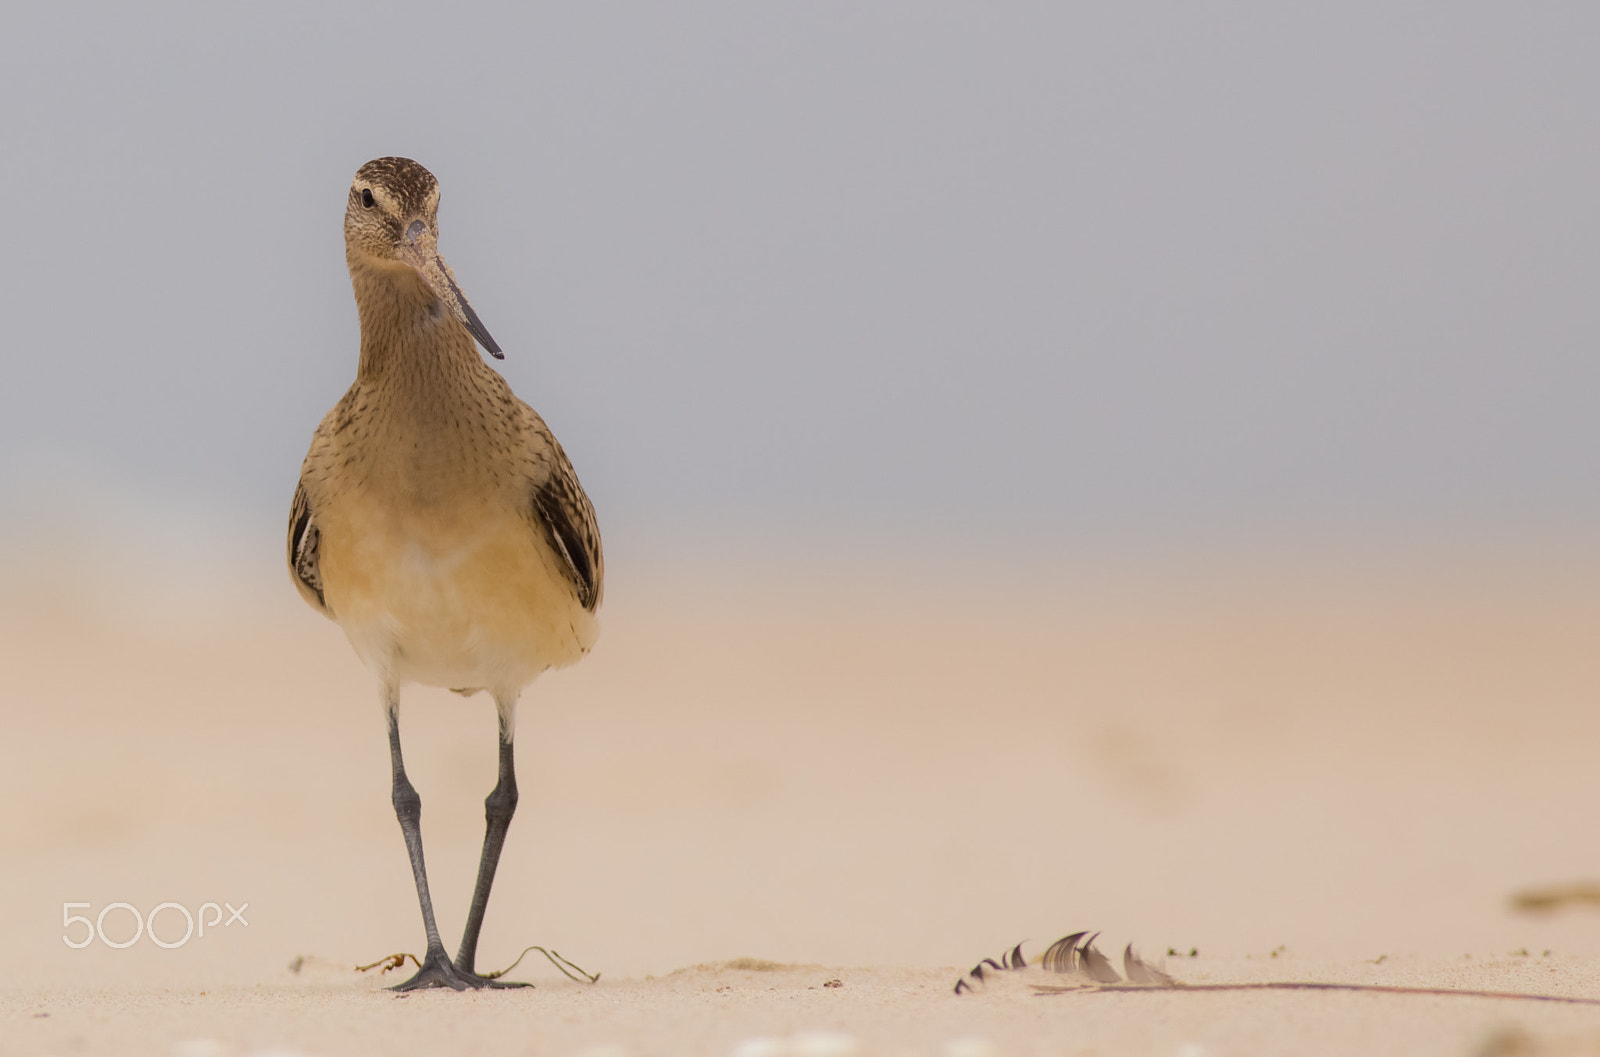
[2,2,1599,992]
[5,2,1600,547]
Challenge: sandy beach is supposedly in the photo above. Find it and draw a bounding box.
[5,0,1599,1051]
[4,532,1600,1056]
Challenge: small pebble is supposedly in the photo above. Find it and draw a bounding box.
[944,1037,1000,1057]
[791,1033,860,1057]
[173,1042,227,1057]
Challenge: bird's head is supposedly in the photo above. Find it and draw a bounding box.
[344,156,503,359]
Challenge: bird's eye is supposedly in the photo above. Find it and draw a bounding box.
[361,188,375,208]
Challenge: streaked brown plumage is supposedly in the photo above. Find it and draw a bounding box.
[287,156,603,990]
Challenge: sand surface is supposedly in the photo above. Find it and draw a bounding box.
[3,533,1600,1055]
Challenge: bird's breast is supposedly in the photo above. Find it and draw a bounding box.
[316,493,596,694]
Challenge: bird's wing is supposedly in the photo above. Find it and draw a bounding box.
[287,480,331,616]
[529,446,604,613]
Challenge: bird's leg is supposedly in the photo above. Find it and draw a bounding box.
[383,688,506,991]
[456,699,522,980]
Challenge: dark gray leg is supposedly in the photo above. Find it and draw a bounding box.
[456,705,520,977]
[382,687,514,991]
[384,691,461,990]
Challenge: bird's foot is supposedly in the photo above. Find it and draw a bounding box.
[390,947,530,991]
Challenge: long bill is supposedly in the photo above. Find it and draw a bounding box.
[399,219,505,359]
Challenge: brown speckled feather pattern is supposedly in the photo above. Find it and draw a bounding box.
[287,159,602,698]
[287,481,327,615]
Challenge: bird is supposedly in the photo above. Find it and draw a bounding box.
[288,156,604,990]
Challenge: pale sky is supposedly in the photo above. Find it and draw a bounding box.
[3,3,1598,548]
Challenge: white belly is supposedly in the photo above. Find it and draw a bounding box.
[319,500,598,696]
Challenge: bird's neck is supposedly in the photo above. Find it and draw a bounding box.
[348,256,483,393]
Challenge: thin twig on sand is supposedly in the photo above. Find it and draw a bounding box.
[353,947,599,984]
[482,946,600,984]
[1512,883,1600,913]
[355,953,421,975]
[1038,980,1600,1006]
